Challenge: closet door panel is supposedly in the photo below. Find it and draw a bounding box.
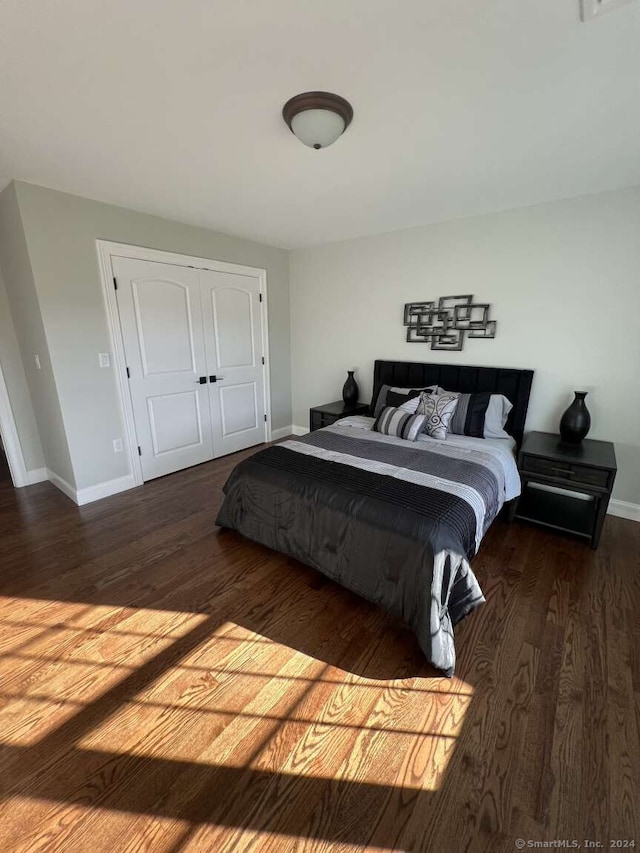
[113,257,214,480]
[200,269,266,456]
[213,287,255,369]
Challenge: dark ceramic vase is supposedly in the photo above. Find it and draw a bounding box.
[342,371,359,405]
[559,391,591,444]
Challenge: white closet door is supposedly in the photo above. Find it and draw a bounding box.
[113,257,214,480]
[200,268,267,456]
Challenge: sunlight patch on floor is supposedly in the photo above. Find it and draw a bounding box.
[1,599,474,798]
[0,694,83,746]
[78,631,331,763]
[0,598,211,746]
[0,796,403,853]
[183,824,405,853]
[0,796,192,853]
[74,617,474,792]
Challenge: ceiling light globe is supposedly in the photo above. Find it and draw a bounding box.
[290,108,346,149]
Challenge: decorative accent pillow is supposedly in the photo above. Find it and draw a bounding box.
[416,392,459,441]
[373,384,438,417]
[438,390,512,439]
[373,407,430,442]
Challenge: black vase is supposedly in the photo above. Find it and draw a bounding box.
[559,391,591,444]
[342,371,359,405]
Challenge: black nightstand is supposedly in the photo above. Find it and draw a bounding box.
[509,431,617,549]
[310,400,370,432]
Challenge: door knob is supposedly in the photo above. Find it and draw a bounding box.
[196,376,207,384]
[209,375,225,382]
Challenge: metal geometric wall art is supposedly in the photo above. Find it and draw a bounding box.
[403,294,497,351]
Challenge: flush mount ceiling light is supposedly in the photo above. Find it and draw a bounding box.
[282,91,354,150]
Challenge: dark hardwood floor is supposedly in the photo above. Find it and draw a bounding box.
[0,442,638,852]
[0,445,12,485]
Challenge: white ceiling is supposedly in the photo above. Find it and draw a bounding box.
[1,0,639,249]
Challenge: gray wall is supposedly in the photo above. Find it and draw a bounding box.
[11,181,291,491]
[0,184,73,484]
[0,264,45,472]
[290,186,640,505]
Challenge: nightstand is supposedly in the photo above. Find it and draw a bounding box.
[509,431,617,549]
[309,400,370,432]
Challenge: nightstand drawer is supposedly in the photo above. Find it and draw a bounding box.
[520,454,610,489]
[569,464,610,489]
[520,455,571,480]
[311,412,335,431]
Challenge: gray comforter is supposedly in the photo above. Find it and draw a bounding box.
[216,423,509,676]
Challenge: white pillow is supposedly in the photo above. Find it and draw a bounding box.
[373,384,438,417]
[484,394,513,439]
[398,396,421,414]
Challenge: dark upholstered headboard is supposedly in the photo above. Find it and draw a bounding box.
[371,360,534,447]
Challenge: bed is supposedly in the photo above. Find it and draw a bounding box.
[216,360,534,676]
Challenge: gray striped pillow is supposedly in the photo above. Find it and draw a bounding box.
[373,407,429,442]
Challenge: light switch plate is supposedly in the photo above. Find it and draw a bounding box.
[112,439,124,453]
[34,355,41,370]
[98,353,111,368]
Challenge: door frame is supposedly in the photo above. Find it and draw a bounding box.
[0,359,30,487]
[96,240,271,487]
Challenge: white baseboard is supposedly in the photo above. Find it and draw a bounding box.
[47,470,137,506]
[25,467,48,485]
[271,426,293,441]
[47,469,77,503]
[608,499,640,523]
[76,474,137,505]
[292,425,309,437]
